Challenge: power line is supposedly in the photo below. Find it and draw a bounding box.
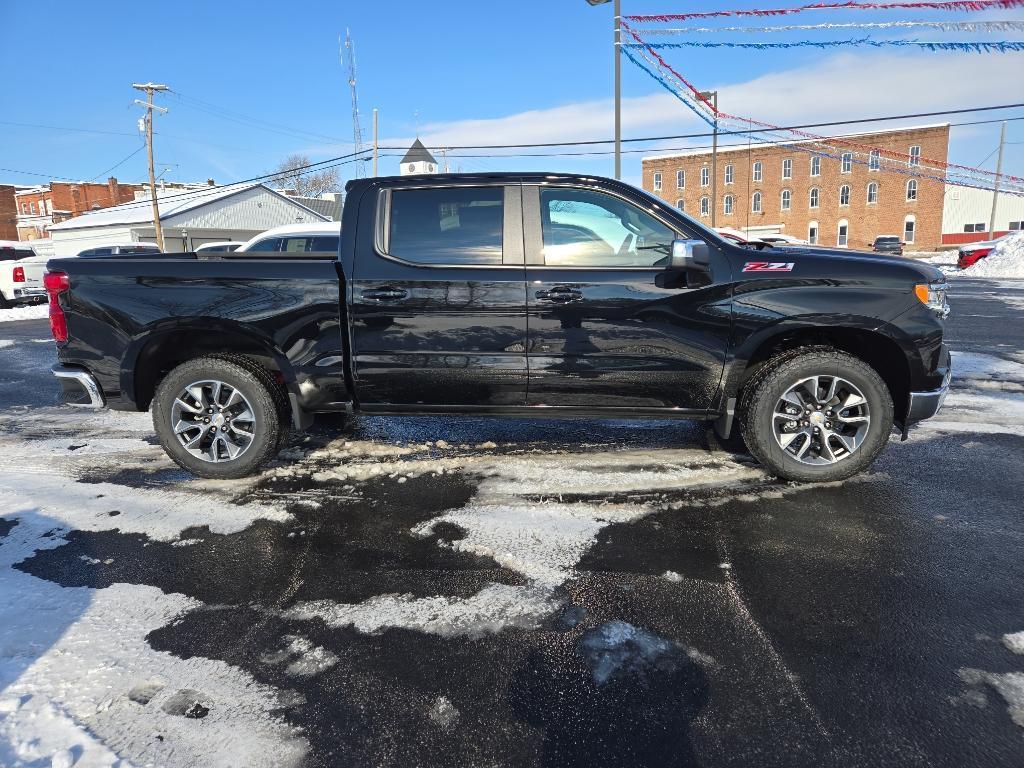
[89,144,147,182]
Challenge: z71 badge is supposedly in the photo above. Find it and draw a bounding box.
[742,261,795,272]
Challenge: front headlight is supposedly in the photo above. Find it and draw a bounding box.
[914,281,950,318]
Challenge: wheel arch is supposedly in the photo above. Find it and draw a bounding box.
[725,323,912,425]
[123,319,299,418]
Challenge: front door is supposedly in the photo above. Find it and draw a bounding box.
[350,183,528,408]
[524,184,731,411]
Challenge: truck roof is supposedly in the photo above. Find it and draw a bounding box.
[345,171,629,192]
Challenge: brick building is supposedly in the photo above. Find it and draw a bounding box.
[0,186,18,241]
[15,177,144,240]
[642,124,950,251]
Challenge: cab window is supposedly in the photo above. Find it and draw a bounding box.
[387,187,503,265]
[245,237,282,253]
[539,188,675,267]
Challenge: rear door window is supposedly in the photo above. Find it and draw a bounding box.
[387,187,503,265]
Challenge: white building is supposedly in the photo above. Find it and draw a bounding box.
[941,184,1024,243]
[399,139,439,176]
[46,183,329,257]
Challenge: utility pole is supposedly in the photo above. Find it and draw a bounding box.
[988,120,1006,239]
[586,0,621,179]
[700,90,719,227]
[372,108,379,177]
[132,82,169,251]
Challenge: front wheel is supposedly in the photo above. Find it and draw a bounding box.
[152,356,284,479]
[739,348,894,483]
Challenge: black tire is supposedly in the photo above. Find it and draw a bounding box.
[739,347,894,483]
[152,356,284,479]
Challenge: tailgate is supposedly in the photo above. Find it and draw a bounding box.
[18,256,49,293]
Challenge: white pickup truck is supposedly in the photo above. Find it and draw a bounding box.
[0,242,48,308]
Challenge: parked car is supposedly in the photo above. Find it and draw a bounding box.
[0,242,47,308]
[872,236,904,256]
[757,233,807,246]
[957,233,1015,269]
[47,172,951,484]
[715,227,767,248]
[76,243,163,258]
[235,222,341,256]
[194,241,245,254]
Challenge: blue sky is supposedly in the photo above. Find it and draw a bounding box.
[0,0,1021,188]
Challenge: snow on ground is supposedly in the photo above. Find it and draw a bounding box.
[0,305,48,323]
[0,405,305,766]
[284,442,765,636]
[1005,632,1024,656]
[959,233,1024,279]
[915,350,1024,438]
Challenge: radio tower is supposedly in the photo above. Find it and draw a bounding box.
[343,29,365,178]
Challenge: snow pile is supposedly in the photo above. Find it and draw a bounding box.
[917,351,1024,437]
[0,304,48,322]
[1005,631,1024,656]
[961,233,1024,278]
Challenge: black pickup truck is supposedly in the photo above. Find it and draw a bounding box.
[46,172,951,482]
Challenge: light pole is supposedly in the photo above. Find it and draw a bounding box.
[699,90,719,227]
[587,0,621,179]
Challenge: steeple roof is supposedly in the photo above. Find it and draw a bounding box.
[401,139,438,165]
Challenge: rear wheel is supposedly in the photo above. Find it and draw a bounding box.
[739,348,894,483]
[152,356,284,479]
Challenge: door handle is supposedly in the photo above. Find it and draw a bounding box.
[535,286,583,303]
[362,286,408,302]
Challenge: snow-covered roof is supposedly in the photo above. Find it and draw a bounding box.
[47,183,325,231]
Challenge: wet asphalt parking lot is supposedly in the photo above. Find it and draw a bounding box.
[0,275,1022,767]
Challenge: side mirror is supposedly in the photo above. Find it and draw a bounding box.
[661,238,712,289]
[670,239,711,271]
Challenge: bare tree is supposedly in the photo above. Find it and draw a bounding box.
[270,154,340,198]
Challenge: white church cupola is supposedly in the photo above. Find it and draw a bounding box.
[400,139,438,175]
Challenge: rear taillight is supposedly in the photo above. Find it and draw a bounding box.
[12,266,25,283]
[44,270,70,343]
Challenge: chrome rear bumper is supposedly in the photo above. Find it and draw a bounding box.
[52,365,105,408]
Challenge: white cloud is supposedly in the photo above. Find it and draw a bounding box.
[367,50,1022,181]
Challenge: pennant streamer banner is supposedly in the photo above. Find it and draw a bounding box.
[620,32,1024,192]
[631,20,1024,34]
[625,0,1024,23]
[625,39,1024,51]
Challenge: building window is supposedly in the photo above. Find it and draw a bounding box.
[700,196,710,217]
[838,219,849,247]
[701,167,710,187]
[30,202,37,215]
[1009,221,1022,231]
[20,202,28,214]
[752,161,762,182]
[676,170,685,189]
[653,172,662,191]
[782,158,792,180]
[964,223,986,233]
[676,199,685,211]
[904,215,916,245]
[839,185,850,206]
[781,189,791,211]
[869,149,881,171]
[909,145,921,167]
[866,182,878,204]
[724,194,733,215]
[809,187,819,209]
[906,179,918,201]
[752,191,762,213]
[841,152,853,174]
[724,164,733,185]
[808,221,819,245]
[810,156,821,177]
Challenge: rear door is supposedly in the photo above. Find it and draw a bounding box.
[523,183,732,411]
[350,182,528,408]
